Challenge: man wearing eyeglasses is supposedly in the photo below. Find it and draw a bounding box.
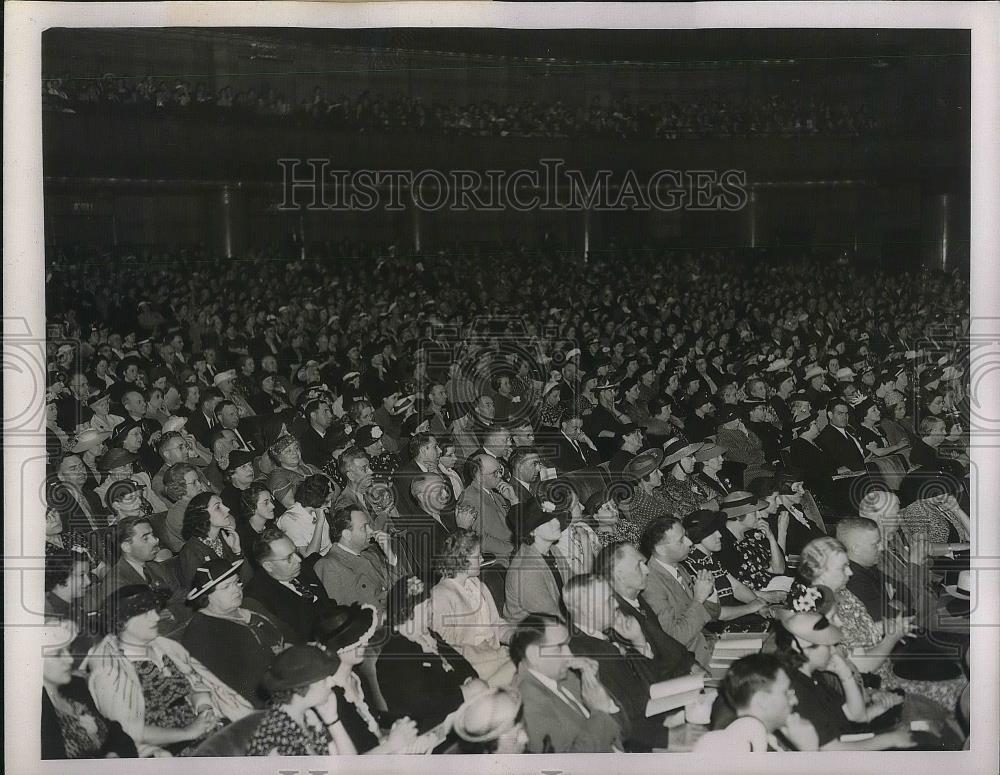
[243,527,334,643]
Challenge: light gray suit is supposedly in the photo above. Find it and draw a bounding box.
[458,480,515,562]
[640,558,717,667]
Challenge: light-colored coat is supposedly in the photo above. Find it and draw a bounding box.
[503,543,569,622]
[640,558,716,667]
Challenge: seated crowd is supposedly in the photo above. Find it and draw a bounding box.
[44,72,889,139]
[40,244,971,757]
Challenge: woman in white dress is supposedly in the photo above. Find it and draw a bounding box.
[430,529,516,687]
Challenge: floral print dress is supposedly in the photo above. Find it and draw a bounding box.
[246,706,332,756]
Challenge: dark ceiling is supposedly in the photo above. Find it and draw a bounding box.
[234,27,969,65]
[48,26,970,68]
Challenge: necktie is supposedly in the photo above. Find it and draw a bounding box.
[289,577,317,602]
[542,551,568,618]
[555,682,590,718]
[676,567,693,597]
[845,428,865,457]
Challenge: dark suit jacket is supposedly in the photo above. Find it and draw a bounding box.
[228,418,266,456]
[376,631,477,733]
[243,564,332,643]
[394,507,456,576]
[545,431,603,474]
[84,556,178,613]
[817,424,868,471]
[391,458,426,521]
[186,410,219,448]
[514,664,623,753]
[50,482,107,534]
[613,592,697,677]
[568,627,670,751]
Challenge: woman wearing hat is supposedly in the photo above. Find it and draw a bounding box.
[430,530,516,687]
[178,492,251,591]
[747,477,826,558]
[581,488,629,547]
[659,437,716,517]
[772,611,917,750]
[265,434,321,509]
[42,619,138,759]
[542,478,603,578]
[376,576,484,733]
[105,478,153,526]
[354,423,400,477]
[219,449,257,518]
[538,379,566,429]
[85,386,125,435]
[315,602,429,754]
[85,584,254,756]
[680,509,777,625]
[788,537,967,718]
[96,441,169,515]
[785,411,850,511]
[691,440,732,500]
[72,428,110,490]
[717,492,787,593]
[452,687,529,754]
[246,644,358,756]
[181,558,289,707]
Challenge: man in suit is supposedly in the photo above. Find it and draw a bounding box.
[594,541,700,676]
[584,382,629,463]
[291,394,342,468]
[638,517,719,667]
[460,452,518,565]
[85,515,176,610]
[83,515,190,637]
[545,412,601,473]
[185,388,224,448]
[244,527,334,643]
[421,382,452,437]
[449,394,495,468]
[314,506,400,615]
[564,574,672,751]
[215,399,266,455]
[817,397,868,472]
[391,431,442,521]
[510,613,624,753]
[50,453,107,533]
[402,472,461,575]
[504,499,571,622]
[508,447,542,505]
[471,426,515,483]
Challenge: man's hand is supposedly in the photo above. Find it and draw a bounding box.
[455,504,478,530]
[371,530,393,554]
[781,712,820,751]
[577,663,618,715]
[612,611,647,647]
[495,481,517,504]
[692,570,715,603]
[908,534,929,565]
